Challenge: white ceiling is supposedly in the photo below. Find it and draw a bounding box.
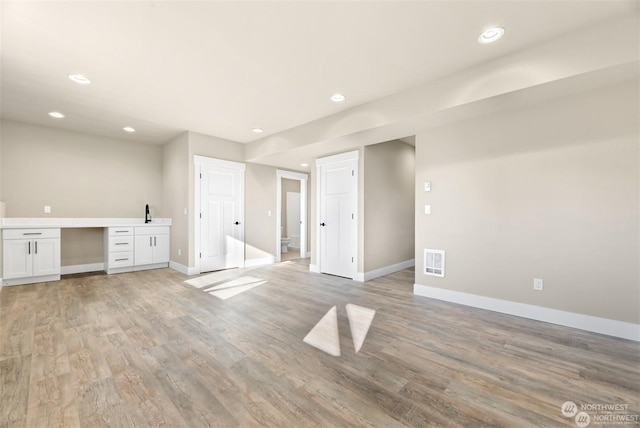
[1,1,637,147]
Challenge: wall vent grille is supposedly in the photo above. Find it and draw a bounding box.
[424,249,445,277]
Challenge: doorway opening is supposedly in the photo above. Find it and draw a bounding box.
[276,170,308,263]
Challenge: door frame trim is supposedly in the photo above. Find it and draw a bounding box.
[315,150,359,280]
[276,170,309,263]
[194,155,246,274]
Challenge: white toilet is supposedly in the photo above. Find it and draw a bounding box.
[281,227,290,253]
[281,238,290,253]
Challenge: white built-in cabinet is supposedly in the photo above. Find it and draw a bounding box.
[104,225,170,274]
[134,226,170,267]
[104,227,135,274]
[2,228,61,285]
[2,223,171,285]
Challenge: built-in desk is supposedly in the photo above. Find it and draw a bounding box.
[1,218,171,286]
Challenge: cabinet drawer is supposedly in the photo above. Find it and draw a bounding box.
[108,227,133,236]
[134,226,169,236]
[108,236,134,252]
[3,228,60,240]
[108,251,134,268]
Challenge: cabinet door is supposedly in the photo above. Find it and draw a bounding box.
[134,235,153,266]
[3,239,32,279]
[32,238,61,277]
[152,234,170,263]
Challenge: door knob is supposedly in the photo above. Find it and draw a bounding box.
[320,222,326,227]
[234,221,240,225]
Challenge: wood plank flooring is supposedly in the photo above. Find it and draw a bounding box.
[1,259,638,427]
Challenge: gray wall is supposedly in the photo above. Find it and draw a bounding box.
[364,140,415,272]
[162,132,189,267]
[177,131,279,268]
[0,121,2,202]
[1,120,163,267]
[415,79,639,324]
[0,123,281,271]
[245,163,278,261]
[313,144,415,276]
[1,120,163,218]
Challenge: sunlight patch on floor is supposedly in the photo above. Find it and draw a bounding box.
[273,261,294,267]
[346,304,376,353]
[205,276,267,300]
[303,304,376,356]
[184,271,236,288]
[303,306,341,357]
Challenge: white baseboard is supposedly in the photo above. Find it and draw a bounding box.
[309,264,319,273]
[169,261,199,276]
[0,278,3,291]
[4,274,60,286]
[133,263,169,272]
[363,259,415,282]
[244,256,275,268]
[61,263,105,275]
[171,257,275,276]
[414,283,640,342]
[355,272,364,282]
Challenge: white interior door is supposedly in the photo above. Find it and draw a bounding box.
[318,154,357,278]
[199,160,245,272]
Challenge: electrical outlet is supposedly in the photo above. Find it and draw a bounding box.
[44,205,51,214]
[424,181,431,192]
[424,204,431,215]
[533,278,544,291]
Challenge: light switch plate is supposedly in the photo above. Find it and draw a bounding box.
[424,181,431,192]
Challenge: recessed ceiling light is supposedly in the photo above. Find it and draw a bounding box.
[48,111,65,119]
[123,126,136,133]
[300,163,309,167]
[478,27,505,44]
[68,74,91,85]
[330,93,346,102]
[252,128,264,133]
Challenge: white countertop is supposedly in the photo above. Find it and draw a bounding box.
[1,217,172,229]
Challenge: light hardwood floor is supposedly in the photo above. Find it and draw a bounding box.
[1,259,638,427]
[281,249,301,261]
